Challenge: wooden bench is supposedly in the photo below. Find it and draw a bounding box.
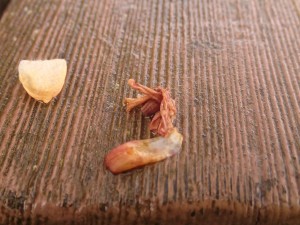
[0,0,299,224]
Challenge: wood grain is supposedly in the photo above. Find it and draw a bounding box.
[0,0,9,19]
[0,0,299,224]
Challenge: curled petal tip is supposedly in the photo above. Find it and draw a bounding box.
[105,141,142,174]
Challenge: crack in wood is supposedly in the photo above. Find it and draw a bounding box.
[0,0,10,19]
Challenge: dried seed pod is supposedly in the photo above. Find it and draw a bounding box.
[105,128,183,174]
[141,99,160,116]
[18,59,67,103]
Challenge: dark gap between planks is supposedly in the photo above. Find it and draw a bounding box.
[0,0,10,19]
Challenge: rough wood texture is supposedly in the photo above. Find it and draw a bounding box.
[0,0,10,18]
[0,0,299,224]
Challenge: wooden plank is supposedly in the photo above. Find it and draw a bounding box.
[0,0,10,19]
[0,0,299,224]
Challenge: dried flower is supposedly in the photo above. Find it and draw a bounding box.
[124,79,176,137]
[105,79,182,174]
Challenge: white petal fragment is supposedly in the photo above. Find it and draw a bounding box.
[18,59,67,103]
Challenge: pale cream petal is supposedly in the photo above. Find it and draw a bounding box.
[18,59,67,103]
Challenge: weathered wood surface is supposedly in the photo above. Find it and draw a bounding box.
[0,0,299,224]
[0,0,9,19]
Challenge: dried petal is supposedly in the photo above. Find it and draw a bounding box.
[105,129,183,174]
[124,95,151,112]
[19,59,67,103]
[127,79,162,102]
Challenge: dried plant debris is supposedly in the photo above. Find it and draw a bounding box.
[19,59,67,103]
[105,79,183,174]
[125,79,177,136]
[105,128,183,174]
